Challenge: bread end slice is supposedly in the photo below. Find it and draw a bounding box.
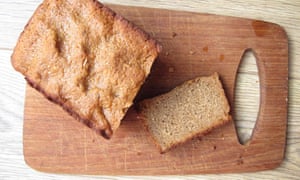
[138,73,231,153]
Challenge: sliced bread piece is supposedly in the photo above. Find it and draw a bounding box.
[11,0,160,139]
[138,73,231,153]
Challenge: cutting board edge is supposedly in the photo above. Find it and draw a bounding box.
[22,156,284,176]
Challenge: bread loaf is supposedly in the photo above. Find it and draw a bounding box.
[11,0,160,139]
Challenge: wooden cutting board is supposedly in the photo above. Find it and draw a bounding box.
[23,4,288,175]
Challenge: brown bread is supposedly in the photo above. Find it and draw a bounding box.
[138,73,231,153]
[11,0,160,139]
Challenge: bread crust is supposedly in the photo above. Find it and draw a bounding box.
[26,77,113,138]
[12,0,160,139]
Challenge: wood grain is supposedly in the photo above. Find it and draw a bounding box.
[1,0,299,179]
[23,4,288,175]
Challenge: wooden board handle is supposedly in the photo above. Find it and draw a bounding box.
[239,22,288,147]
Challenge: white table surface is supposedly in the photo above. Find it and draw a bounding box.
[0,0,299,179]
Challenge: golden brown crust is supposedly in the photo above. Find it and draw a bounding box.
[91,0,161,53]
[26,77,113,139]
[12,0,160,139]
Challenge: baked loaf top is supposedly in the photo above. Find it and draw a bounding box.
[138,73,231,153]
[11,0,160,138]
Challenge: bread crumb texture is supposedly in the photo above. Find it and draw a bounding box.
[11,0,160,138]
[138,73,230,153]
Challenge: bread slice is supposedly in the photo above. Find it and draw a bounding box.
[11,0,160,139]
[138,73,231,153]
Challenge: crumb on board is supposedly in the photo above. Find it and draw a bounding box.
[168,67,174,73]
[203,46,208,52]
[172,32,177,38]
[189,50,195,55]
[219,54,225,61]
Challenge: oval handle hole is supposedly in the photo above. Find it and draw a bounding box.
[234,49,260,145]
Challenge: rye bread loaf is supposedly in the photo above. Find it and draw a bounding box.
[138,73,231,153]
[11,0,160,139]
